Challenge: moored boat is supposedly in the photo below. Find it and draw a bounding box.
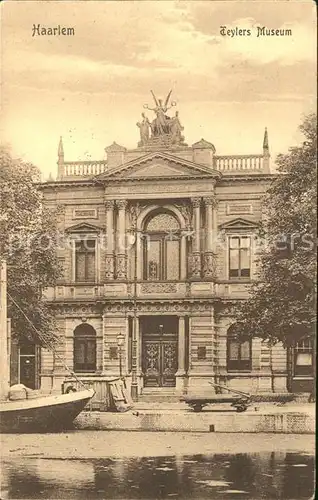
[0,388,95,433]
[0,260,95,433]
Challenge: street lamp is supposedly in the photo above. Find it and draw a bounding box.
[117,332,125,379]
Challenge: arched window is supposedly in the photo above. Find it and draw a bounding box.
[227,324,252,371]
[143,211,181,280]
[73,324,96,372]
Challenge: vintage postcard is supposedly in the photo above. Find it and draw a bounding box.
[1,1,316,499]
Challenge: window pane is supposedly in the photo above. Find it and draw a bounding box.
[240,248,250,270]
[240,237,251,248]
[241,341,251,360]
[166,240,180,280]
[230,249,239,270]
[229,341,240,360]
[148,240,160,279]
[86,252,96,281]
[86,239,96,250]
[241,268,250,277]
[230,237,239,249]
[74,341,85,364]
[86,340,96,364]
[296,352,312,366]
[75,253,86,281]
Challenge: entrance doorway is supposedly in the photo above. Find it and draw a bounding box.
[19,342,39,389]
[141,316,178,387]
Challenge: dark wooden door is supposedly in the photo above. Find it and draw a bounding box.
[143,337,177,387]
[19,343,40,389]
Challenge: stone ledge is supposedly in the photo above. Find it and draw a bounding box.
[74,410,315,434]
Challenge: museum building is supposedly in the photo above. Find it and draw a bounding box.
[21,93,313,405]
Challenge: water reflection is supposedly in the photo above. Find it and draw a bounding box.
[2,451,314,499]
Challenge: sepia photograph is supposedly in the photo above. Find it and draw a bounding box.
[0,0,316,498]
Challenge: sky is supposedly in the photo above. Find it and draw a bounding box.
[1,0,316,179]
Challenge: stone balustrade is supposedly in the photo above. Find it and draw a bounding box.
[215,155,264,172]
[57,153,267,180]
[62,161,107,178]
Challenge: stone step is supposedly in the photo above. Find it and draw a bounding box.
[139,389,181,403]
[138,397,181,403]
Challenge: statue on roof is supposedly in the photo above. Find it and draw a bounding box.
[137,112,151,146]
[144,90,176,136]
[170,111,184,144]
[138,90,186,147]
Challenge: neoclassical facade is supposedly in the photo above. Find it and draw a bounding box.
[35,93,313,403]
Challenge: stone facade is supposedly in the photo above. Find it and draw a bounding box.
[38,95,294,403]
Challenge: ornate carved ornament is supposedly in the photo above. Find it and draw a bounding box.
[51,302,104,316]
[127,202,147,231]
[203,196,218,208]
[141,283,177,294]
[116,199,128,210]
[104,199,115,210]
[174,202,193,230]
[103,299,214,314]
[191,197,201,208]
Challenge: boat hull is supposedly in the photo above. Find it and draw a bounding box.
[0,389,94,433]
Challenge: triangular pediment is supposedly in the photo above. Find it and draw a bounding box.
[96,151,221,181]
[65,222,103,233]
[219,218,259,230]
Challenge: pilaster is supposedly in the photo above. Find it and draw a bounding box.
[190,197,201,278]
[116,199,128,279]
[176,316,186,377]
[202,196,217,279]
[105,200,115,280]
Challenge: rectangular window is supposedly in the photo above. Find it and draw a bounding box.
[197,346,206,360]
[74,339,96,372]
[147,239,161,280]
[75,239,96,282]
[294,339,313,376]
[227,337,252,371]
[229,236,251,279]
[166,239,180,280]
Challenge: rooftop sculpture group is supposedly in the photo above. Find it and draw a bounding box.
[137,90,185,147]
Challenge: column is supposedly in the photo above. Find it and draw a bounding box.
[116,199,127,279]
[191,197,201,278]
[203,196,216,279]
[180,234,187,281]
[176,316,186,392]
[177,316,186,375]
[131,314,139,400]
[105,200,115,280]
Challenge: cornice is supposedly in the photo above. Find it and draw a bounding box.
[39,180,103,191]
[218,174,276,183]
[97,174,216,184]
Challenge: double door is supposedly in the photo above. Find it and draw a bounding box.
[143,336,178,387]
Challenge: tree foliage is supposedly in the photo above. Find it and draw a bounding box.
[235,113,317,347]
[0,147,61,347]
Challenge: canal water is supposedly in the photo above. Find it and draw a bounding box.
[1,451,314,499]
